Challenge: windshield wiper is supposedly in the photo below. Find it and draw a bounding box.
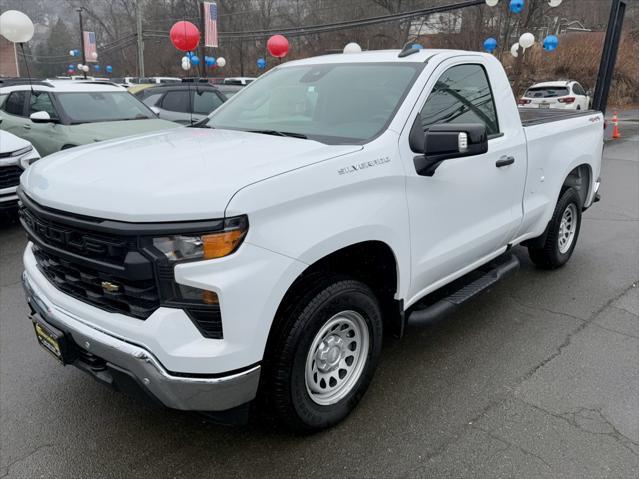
[247,129,308,139]
[189,119,214,128]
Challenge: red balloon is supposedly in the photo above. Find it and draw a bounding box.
[267,35,289,58]
[169,21,201,52]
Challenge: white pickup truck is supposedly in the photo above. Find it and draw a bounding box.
[19,48,603,431]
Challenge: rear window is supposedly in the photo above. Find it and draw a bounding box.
[525,87,569,98]
[3,91,27,116]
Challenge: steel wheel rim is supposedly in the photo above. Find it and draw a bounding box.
[305,310,370,406]
[558,203,578,254]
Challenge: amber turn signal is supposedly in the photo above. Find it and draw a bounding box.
[202,229,246,259]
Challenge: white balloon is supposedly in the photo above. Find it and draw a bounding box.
[181,63,190,70]
[548,0,562,6]
[91,52,98,59]
[510,42,520,57]
[82,65,89,72]
[69,49,74,56]
[485,0,499,6]
[343,42,362,54]
[77,63,83,69]
[519,32,535,49]
[0,10,35,43]
[181,56,189,63]
[216,57,226,67]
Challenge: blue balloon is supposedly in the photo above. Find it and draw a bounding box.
[106,65,113,73]
[543,34,559,52]
[205,56,216,67]
[190,55,200,66]
[68,64,74,69]
[483,37,498,53]
[411,43,423,50]
[510,0,524,13]
[257,57,266,69]
[74,49,80,57]
[94,64,100,71]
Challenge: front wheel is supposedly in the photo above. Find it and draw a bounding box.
[528,187,582,269]
[263,277,383,432]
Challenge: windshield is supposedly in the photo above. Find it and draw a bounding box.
[56,91,156,123]
[525,87,569,98]
[206,63,422,144]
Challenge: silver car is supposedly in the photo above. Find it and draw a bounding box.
[136,84,226,125]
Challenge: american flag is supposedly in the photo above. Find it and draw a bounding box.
[204,2,218,48]
[83,31,97,62]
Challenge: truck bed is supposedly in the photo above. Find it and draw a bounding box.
[519,108,597,127]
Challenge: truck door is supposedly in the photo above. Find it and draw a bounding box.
[400,58,527,305]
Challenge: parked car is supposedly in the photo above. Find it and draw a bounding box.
[0,80,178,156]
[135,84,226,124]
[19,49,602,431]
[0,130,39,210]
[222,77,255,86]
[518,80,590,110]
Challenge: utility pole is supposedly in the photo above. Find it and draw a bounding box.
[593,0,627,114]
[76,7,87,79]
[135,0,145,78]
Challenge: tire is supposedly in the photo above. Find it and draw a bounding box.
[528,187,582,269]
[263,276,383,432]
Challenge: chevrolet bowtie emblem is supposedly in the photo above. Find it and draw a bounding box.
[101,281,121,293]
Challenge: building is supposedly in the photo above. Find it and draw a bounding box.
[0,36,19,77]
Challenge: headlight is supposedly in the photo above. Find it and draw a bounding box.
[11,145,33,157]
[152,216,248,262]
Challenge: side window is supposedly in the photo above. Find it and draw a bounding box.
[29,92,59,118]
[2,91,28,117]
[573,83,585,96]
[141,92,163,107]
[419,64,499,136]
[193,91,224,115]
[161,90,190,113]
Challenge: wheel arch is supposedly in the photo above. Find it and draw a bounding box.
[561,163,592,209]
[267,240,403,352]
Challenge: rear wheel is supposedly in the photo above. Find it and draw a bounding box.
[528,187,582,269]
[263,277,383,432]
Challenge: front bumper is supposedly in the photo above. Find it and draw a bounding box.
[22,270,261,412]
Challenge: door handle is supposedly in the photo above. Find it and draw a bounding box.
[496,156,515,167]
[23,124,31,130]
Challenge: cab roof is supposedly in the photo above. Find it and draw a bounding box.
[279,49,484,67]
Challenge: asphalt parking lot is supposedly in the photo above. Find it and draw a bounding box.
[1,120,638,479]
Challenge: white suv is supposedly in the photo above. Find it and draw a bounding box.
[518,80,590,110]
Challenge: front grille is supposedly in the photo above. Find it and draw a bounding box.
[0,165,23,189]
[19,197,160,319]
[19,192,224,338]
[33,246,160,318]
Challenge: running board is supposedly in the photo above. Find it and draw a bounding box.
[406,253,520,328]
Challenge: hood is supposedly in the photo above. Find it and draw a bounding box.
[71,118,179,140]
[21,128,361,221]
[0,130,32,154]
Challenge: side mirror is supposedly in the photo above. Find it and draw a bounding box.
[29,111,55,123]
[150,106,160,116]
[410,118,488,176]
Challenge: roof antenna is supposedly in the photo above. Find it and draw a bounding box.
[18,43,35,96]
[398,41,420,58]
